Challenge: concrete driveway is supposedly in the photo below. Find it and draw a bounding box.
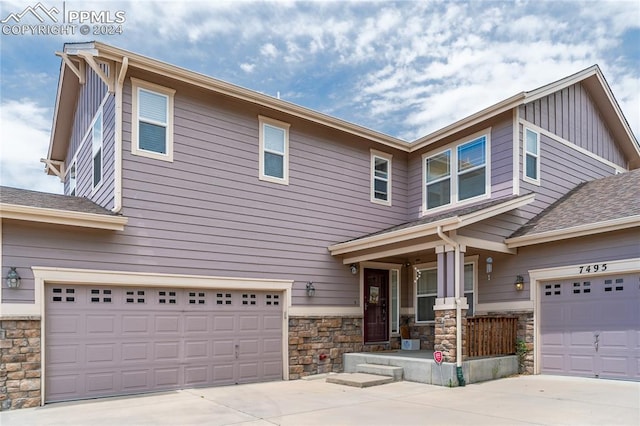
[1,375,638,425]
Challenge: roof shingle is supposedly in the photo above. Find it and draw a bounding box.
[0,186,116,216]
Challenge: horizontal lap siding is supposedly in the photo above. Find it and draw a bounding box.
[4,75,409,306]
[520,82,625,167]
[478,230,640,303]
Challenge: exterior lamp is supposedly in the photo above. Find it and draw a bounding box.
[515,275,525,291]
[486,257,493,280]
[350,264,358,275]
[306,282,316,297]
[6,267,21,288]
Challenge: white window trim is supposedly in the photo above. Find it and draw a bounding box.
[258,115,290,185]
[421,128,491,216]
[414,256,478,323]
[370,149,392,206]
[523,127,541,185]
[69,159,77,196]
[91,108,103,191]
[131,77,175,162]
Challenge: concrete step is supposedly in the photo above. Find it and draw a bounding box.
[326,373,394,388]
[355,363,404,381]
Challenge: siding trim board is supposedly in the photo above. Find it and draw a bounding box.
[520,118,627,173]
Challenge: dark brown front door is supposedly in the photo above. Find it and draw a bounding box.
[364,269,389,343]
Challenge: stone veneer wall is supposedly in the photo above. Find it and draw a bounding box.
[400,314,435,350]
[434,309,467,363]
[0,318,41,410]
[288,316,364,379]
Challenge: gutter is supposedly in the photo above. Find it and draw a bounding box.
[436,225,466,386]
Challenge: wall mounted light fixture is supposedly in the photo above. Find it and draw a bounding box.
[6,267,21,288]
[486,257,493,280]
[349,264,358,275]
[306,282,316,297]
[515,275,525,291]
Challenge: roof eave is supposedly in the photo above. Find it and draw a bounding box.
[0,203,128,231]
[505,215,640,248]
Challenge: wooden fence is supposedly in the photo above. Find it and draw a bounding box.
[466,317,518,358]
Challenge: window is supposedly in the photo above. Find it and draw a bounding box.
[416,268,437,322]
[259,116,290,185]
[92,109,102,189]
[131,78,175,162]
[423,130,490,213]
[69,161,77,196]
[390,269,399,333]
[371,150,392,205]
[416,261,476,322]
[524,128,540,184]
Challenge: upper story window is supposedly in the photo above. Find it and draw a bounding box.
[371,150,392,206]
[92,109,103,189]
[524,128,540,184]
[131,78,175,162]
[259,116,290,185]
[423,130,490,213]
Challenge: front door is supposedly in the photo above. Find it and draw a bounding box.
[364,269,389,343]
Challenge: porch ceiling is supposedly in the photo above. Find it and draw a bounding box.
[329,194,535,264]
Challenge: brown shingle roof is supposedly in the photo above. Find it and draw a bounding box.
[0,186,115,216]
[510,169,640,238]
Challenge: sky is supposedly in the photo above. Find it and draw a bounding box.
[1,0,639,194]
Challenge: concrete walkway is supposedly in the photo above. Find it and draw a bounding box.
[1,375,638,425]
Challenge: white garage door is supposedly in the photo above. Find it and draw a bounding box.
[45,285,284,403]
[540,273,639,380]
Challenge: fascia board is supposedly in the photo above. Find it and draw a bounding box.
[505,215,640,248]
[0,203,128,231]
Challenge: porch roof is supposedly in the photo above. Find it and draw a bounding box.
[506,169,640,247]
[329,194,535,262]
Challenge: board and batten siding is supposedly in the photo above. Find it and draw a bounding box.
[478,229,640,303]
[519,82,625,167]
[406,114,514,220]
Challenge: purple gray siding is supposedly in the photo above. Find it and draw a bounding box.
[63,64,115,210]
[2,73,408,306]
[478,229,640,303]
[519,82,626,167]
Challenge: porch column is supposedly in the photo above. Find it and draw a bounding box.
[435,246,447,298]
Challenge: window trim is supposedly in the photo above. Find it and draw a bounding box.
[131,77,175,162]
[370,149,392,206]
[390,269,400,334]
[92,108,103,190]
[523,127,541,185]
[421,128,491,215]
[258,115,290,185]
[414,263,438,324]
[69,160,77,196]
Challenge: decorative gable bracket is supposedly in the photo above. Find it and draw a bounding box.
[40,158,65,182]
[55,52,85,85]
[76,51,115,93]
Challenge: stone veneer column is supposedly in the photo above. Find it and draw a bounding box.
[433,308,467,363]
[0,317,41,410]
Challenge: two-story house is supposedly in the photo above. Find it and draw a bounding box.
[1,41,638,409]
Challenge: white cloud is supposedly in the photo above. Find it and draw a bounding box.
[0,99,62,193]
[240,63,255,73]
[260,42,279,58]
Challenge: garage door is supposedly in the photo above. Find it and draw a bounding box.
[45,285,283,403]
[540,273,639,380]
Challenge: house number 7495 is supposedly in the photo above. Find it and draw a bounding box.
[579,263,607,274]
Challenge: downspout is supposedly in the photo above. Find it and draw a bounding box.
[437,225,466,386]
[112,56,128,213]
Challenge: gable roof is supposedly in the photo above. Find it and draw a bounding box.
[0,186,127,230]
[48,42,640,170]
[506,169,640,247]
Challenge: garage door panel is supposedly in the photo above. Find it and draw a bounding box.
[540,273,639,380]
[46,286,284,402]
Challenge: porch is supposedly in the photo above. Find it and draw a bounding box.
[343,350,518,386]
